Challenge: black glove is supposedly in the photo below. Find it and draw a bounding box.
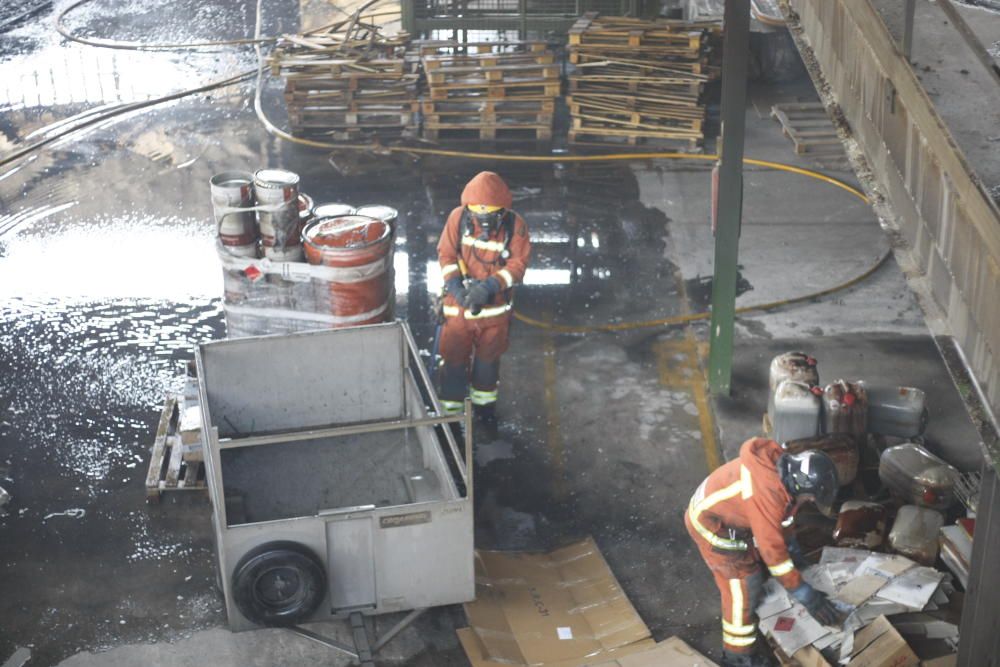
[445,276,466,304]
[786,537,810,570]
[790,583,839,626]
[463,280,491,310]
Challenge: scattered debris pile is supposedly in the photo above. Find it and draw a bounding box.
[269,18,418,142]
[419,40,559,143]
[566,13,720,150]
[758,352,977,666]
[458,537,718,667]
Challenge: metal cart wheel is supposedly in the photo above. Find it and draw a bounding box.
[232,541,327,626]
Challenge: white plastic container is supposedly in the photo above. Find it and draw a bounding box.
[867,386,928,438]
[768,352,820,416]
[823,379,868,437]
[888,505,944,565]
[770,380,822,444]
[879,443,959,510]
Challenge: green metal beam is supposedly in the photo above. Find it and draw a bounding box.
[707,0,751,395]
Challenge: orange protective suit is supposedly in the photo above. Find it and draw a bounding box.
[685,438,800,654]
[436,172,531,412]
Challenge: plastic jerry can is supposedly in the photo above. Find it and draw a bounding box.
[878,443,958,511]
[768,352,819,415]
[770,381,823,444]
[888,504,944,565]
[784,433,860,486]
[867,386,928,438]
[833,500,887,549]
[769,352,820,391]
[823,380,868,437]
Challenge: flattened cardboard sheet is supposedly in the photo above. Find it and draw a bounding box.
[463,537,652,667]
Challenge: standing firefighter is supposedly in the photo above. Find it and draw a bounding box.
[685,438,840,667]
[436,172,530,432]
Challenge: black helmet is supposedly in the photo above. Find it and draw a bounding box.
[778,450,839,516]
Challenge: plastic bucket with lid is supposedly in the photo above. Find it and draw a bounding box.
[302,215,393,327]
[210,171,258,257]
[254,168,302,261]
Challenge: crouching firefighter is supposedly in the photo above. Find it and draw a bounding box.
[435,171,530,434]
[685,438,841,667]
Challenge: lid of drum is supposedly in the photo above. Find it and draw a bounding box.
[355,205,398,222]
[304,215,388,249]
[313,203,355,218]
[254,169,300,187]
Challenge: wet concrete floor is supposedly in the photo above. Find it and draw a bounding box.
[0,1,986,666]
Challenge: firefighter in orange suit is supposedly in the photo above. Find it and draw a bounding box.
[685,438,840,667]
[436,171,531,431]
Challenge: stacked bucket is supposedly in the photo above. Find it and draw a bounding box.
[209,169,397,337]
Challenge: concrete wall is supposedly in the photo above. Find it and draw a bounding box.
[785,0,1000,469]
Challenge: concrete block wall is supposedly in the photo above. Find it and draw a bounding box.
[787,0,1000,468]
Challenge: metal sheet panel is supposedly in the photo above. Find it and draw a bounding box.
[326,517,377,611]
[199,323,405,435]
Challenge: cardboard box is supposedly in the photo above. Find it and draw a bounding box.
[586,637,719,667]
[461,538,653,667]
[846,616,919,667]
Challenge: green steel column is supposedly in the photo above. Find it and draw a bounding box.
[707,0,751,395]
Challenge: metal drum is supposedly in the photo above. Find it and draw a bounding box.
[254,168,303,262]
[302,215,393,327]
[297,193,314,226]
[210,171,258,258]
[312,203,355,219]
[354,205,398,232]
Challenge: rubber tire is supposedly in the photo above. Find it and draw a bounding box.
[231,541,327,627]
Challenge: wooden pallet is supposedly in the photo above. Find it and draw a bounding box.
[415,40,548,57]
[568,14,706,51]
[145,396,206,503]
[426,63,560,86]
[288,110,415,128]
[423,51,555,70]
[569,50,715,76]
[770,102,842,155]
[569,128,702,151]
[569,75,702,97]
[428,81,561,101]
[421,98,555,115]
[571,110,703,133]
[424,125,552,142]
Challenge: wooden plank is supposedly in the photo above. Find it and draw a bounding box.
[163,434,183,489]
[145,396,177,503]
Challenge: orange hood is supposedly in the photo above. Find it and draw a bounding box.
[460,171,513,209]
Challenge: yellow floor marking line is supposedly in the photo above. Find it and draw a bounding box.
[542,322,567,500]
[655,337,721,473]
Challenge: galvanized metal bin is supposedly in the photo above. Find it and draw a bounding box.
[196,322,474,632]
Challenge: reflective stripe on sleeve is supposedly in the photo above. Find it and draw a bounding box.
[440,400,464,414]
[740,464,753,500]
[497,268,514,288]
[768,559,795,577]
[441,263,460,279]
[470,389,498,406]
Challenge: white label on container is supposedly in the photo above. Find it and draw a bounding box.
[557,627,573,640]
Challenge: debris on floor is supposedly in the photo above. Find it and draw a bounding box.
[0,484,10,517]
[458,537,715,667]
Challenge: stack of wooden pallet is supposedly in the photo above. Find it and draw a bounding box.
[566,13,720,150]
[419,41,559,143]
[270,18,418,141]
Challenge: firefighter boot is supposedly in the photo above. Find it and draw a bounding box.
[720,649,774,667]
[474,403,498,442]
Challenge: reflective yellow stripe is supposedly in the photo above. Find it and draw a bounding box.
[440,400,464,414]
[722,619,757,636]
[462,236,506,253]
[442,303,512,320]
[441,263,460,278]
[688,480,749,551]
[497,268,514,288]
[740,464,753,500]
[722,633,757,647]
[730,579,744,632]
[769,559,795,577]
[470,389,498,406]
